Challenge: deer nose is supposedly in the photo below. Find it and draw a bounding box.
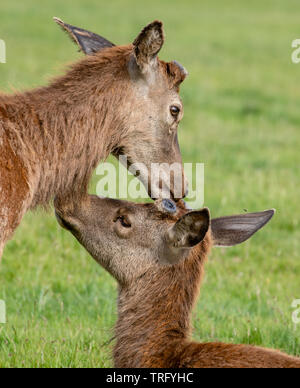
[162,199,177,213]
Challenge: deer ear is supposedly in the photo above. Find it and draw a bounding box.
[166,208,210,249]
[133,20,164,72]
[211,209,275,247]
[54,17,115,55]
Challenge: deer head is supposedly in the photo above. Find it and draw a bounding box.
[54,18,188,200]
[55,195,274,285]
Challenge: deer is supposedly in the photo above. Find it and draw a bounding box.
[0,19,188,260]
[54,195,300,368]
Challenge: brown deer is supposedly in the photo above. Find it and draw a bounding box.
[0,19,188,259]
[55,195,300,368]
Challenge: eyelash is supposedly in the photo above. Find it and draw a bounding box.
[117,216,131,228]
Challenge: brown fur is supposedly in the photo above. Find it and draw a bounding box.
[0,21,188,258]
[0,47,129,254]
[114,236,300,368]
[54,196,300,368]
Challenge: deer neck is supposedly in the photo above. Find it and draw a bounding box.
[113,235,212,368]
[2,54,131,208]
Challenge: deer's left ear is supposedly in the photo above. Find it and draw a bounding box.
[133,20,164,73]
[54,17,115,55]
[166,208,210,249]
[211,209,275,247]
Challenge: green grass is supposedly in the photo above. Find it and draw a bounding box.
[1,0,300,367]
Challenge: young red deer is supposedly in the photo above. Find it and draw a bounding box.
[0,19,188,259]
[55,196,300,368]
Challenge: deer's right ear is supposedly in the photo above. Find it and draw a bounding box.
[166,208,210,249]
[211,209,275,247]
[54,17,115,55]
[133,20,164,73]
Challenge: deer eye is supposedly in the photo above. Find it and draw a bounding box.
[117,216,131,228]
[162,199,177,213]
[170,105,180,117]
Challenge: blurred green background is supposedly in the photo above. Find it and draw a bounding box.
[0,0,300,367]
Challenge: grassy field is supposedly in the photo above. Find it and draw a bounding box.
[1,0,300,367]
